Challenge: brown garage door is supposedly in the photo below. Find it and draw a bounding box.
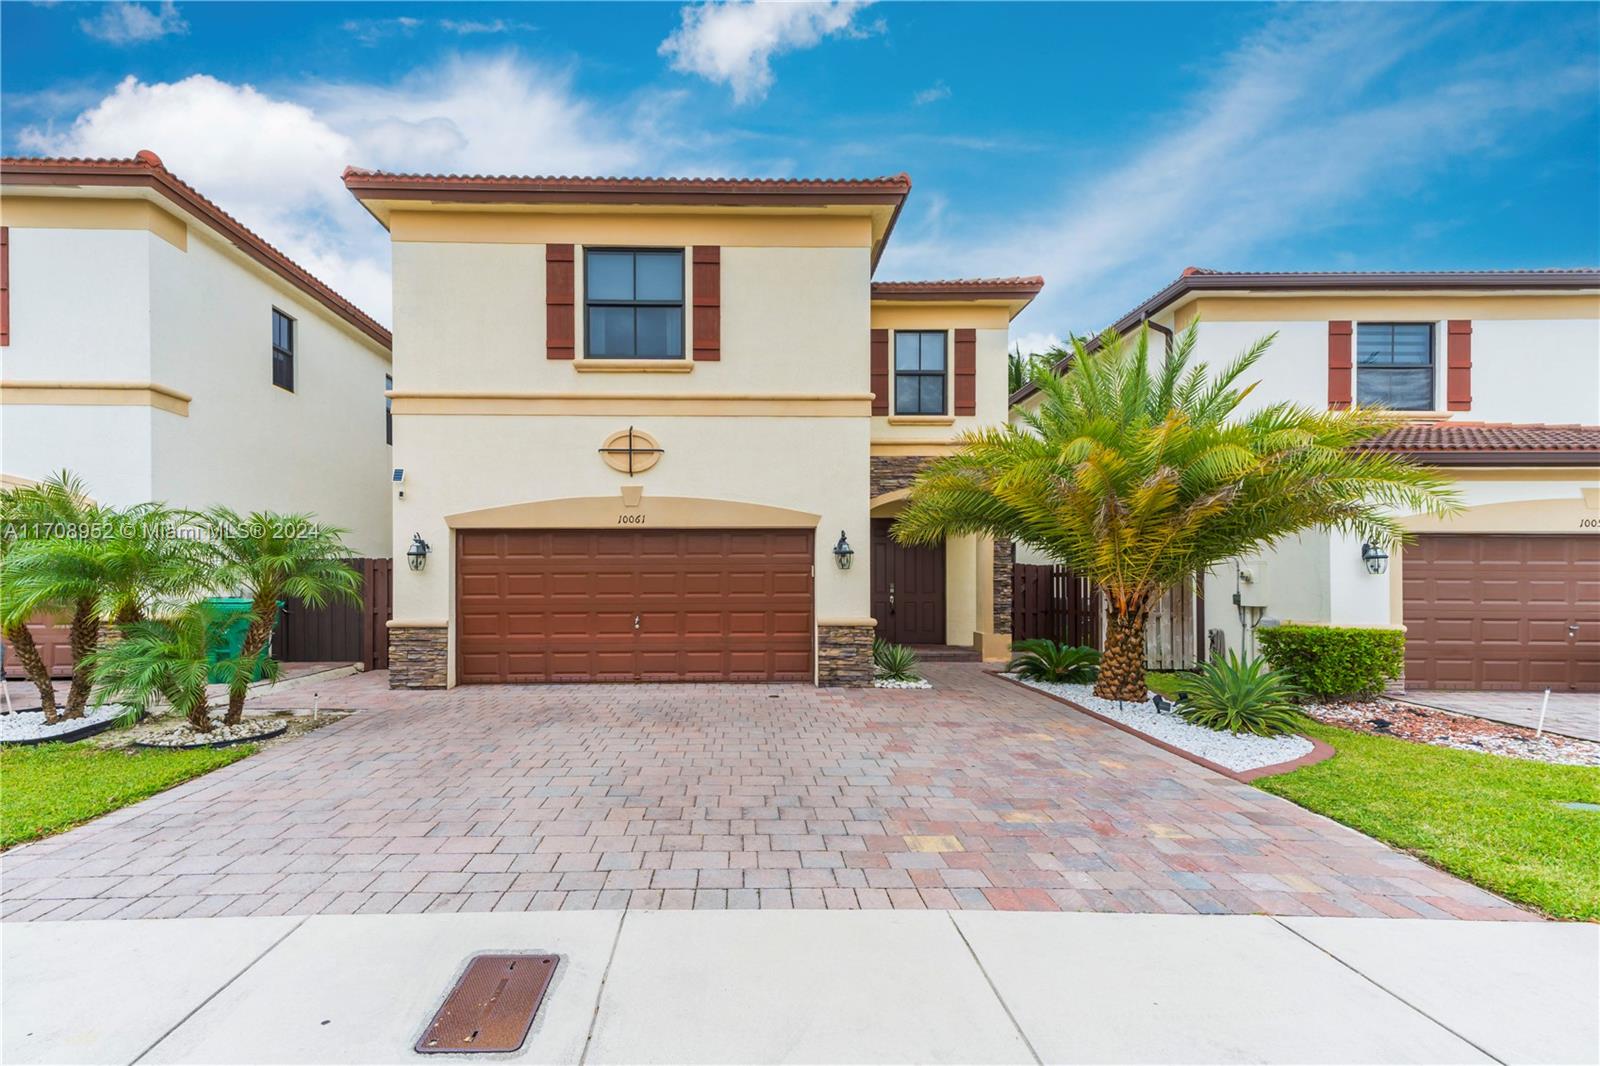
[1403,534,1599,691]
[456,529,814,683]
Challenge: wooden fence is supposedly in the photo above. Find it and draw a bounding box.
[272,557,392,670]
[1011,564,1101,649]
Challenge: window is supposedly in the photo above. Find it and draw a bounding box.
[272,309,295,391]
[894,331,947,415]
[584,249,684,359]
[385,373,393,445]
[1356,323,1433,410]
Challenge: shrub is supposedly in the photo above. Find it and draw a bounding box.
[1257,623,1405,700]
[1007,639,1100,683]
[1177,653,1303,737]
[872,639,922,682]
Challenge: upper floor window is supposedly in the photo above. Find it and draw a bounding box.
[385,373,393,444]
[272,309,295,392]
[585,249,683,359]
[895,331,947,415]
[1356,323,1433,410]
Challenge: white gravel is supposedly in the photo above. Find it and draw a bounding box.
[874,677,933,689]
[1009,676,1313,772]
[136,717,287,747]
[0,703,130,743]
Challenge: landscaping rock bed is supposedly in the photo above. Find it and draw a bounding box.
[1010,676,1313,772]
[1303,698,1600,767]
[874,678,933,689]
[96,708,351,751]
[0,703,131,745]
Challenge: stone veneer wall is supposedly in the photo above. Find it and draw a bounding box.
[817,623,875,687]
[994,537,1014,633]
[869,455,935,498]
[389,625,448,689]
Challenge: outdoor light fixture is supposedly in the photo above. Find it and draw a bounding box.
[407,533,431,572]
[832,531,854,570]
[1361,542,1389,576]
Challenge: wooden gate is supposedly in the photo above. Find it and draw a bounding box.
[1011,564,1100,649]
[272,557,392,670]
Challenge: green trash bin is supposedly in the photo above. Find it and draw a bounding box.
[203,598,282,683]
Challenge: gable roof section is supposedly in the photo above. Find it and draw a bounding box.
[1354,422,1600,466]
[342,168,912,269]
[1009,266,1600,405]
[1,151,390,350]
[872,276,1044,318]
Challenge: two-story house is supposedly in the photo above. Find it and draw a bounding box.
[1012,268,1600,692]
[0,152,393,557]
[343,169,1040,688]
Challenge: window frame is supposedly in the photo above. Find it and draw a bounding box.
[582,247,687,361]
[892,329,949,416]
[271,308,296,393]
[385,373,393,445]
[1355,321,1435,411]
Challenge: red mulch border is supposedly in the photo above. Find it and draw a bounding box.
[988,670,1337,783]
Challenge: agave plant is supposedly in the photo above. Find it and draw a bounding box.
[84,602,279,733]
[1006,639,1100,683]
[872,638,922,683]
[1176,652,1303,737]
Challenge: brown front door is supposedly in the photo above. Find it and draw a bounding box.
[456,529,814,683]
[1403,534,1599,691]
[870,518,946,645]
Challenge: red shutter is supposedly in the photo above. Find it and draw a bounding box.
[692,246,720,361]
[870,329,889,415]
[1328,320,1353,409]
[546,243,574,360]
[954,328,977,415]
[1446,320,1472,411]
[1,227,10,347]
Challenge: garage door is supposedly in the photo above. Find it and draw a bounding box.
[456,529,814,683]
[1403,534,1599,691]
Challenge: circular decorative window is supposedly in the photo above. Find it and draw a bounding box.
[598,427,663,475]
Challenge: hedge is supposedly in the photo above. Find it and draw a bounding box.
[1257,624,1405,700]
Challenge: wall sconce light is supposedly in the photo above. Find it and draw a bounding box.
[1361,542,1389,576]
[407,533,431,572]
[832,530,854,570]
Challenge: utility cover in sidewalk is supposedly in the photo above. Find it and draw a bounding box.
[415,954,558,1054]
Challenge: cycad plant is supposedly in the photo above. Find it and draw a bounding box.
[872,638,922,682]
[85,602,277,733]
[200,509,360,724]
[1006,639,1099,683]
[894,324,1458,701]
[1176,652,1303,737]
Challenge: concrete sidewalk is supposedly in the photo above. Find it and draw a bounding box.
[3,912,1594,1065]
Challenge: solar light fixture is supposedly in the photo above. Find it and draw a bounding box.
[832,531,854,570]
[1361,542,1389,575]
[407,533,431,572]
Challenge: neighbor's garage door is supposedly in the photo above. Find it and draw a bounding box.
[456,529,814,683]
[1403,534,1599,691]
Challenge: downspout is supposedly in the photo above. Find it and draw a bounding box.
[1141,315,1174,355]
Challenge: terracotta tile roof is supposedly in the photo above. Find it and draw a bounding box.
[872,276,1044,313]
[341,168,911,194]
[1357,423,1600,465]
[2,151,390,348]
[1010,266,1600,405]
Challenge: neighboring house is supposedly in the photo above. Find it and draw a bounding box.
[1,151,394,676]
[343,169,1040,687]
[1011,268,1600,692]
[0,152,393,554]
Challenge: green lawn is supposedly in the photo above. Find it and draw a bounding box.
[1,741,257,849]
[1255,718,1600,920]
[1145,671,1194,699]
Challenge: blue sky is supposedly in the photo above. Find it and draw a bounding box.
[4,1,1596,348]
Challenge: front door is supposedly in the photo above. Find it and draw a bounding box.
[871,518,946,645]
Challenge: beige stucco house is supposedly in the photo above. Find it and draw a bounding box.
[343,169,1040,688]
[0,152,394,557]
[1011,268,1600,692]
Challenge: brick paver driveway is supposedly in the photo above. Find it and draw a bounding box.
[1,664,1527,921]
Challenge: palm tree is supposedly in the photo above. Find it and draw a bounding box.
[0,481,64,720]
[893,324,1459,701]
[201,509,360,725]
[86,602,276,733]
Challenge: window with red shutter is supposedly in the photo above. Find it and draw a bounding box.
[546,244,574,360]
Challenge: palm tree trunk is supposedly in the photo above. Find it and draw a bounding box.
[4,622,59,723]
[224,608,274,726]
[1094,609,1149,702]
[61,601,101,719]
[182,686,213,733]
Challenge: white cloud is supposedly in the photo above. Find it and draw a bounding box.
[79,1,187,44]
[660,0,875,104]
[877,5,1597,342]
[1010,331,1064,358]
[913,81,950,106]
[439,19,535,35]
[342,16,422,45]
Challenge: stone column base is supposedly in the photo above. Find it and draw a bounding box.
[817,621,875,687]
[389,624,447,689]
